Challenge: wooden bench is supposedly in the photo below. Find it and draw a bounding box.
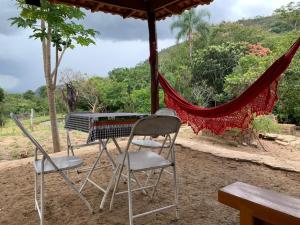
[218,182,300,225]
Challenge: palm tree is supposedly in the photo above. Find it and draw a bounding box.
[171,9,211,62]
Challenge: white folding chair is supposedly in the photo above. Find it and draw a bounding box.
[108,115,181,225]
[10,113,93,225]
[131,108,177,152]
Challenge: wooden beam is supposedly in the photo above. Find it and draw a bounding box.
[150,0,181,12]
[76,0,146,12]
[146,8,159,114]
[123,9,136,19]
[25,0,41,6]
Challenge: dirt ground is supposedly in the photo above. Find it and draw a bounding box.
[0,146,299,225]
[179,126,300,162]
[1,124,300,164]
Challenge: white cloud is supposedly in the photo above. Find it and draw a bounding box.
[0,74,19,90]
[61,38,174,76]
[1,0,299,92]
[202,0,298,23]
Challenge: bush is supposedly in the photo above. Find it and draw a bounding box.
[252,115,281,133]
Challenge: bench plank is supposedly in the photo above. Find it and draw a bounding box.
[218,182,300,225]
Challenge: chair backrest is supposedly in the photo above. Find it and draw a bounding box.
[131,115,180,136]
[10,113,54,164]
[125,115,181,163]
[155,108,177,116]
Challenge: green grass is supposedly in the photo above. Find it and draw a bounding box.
[0,114,65,137]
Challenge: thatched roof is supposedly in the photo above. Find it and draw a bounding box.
[49,0,213,20]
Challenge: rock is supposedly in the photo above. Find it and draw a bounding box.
[250,141,258,148]
[276,134,297,143]
[290,140,300,149]
[259,133,277,140]
[278,123,296,135]
[275,140,289,146]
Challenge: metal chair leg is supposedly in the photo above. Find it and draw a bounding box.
[131,172,147,196]
[110,164,123,211]
[127,170,134,225]
[40,172,44,225]
[151,168,164,199]
[35,172,38,210]
[100,164,121,210]
[59,171,93,212]
[172,164,179,219]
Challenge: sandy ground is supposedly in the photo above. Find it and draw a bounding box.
[0,146,299,225]
[179,126,300,162]
[1,125,300,163]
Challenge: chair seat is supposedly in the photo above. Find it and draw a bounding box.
[34,156,83,174]
[132,139,164,148]
[116,151,172,172]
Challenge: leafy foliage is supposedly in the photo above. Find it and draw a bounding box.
[209,23,270,45]
[252,115,281,133]
[191,42,247,104]
[224,54,274,98]
[0,87,5,125]
[23,90,36,100]
[171,9,211,61]
[276,69,300,124]
[10,0,97,151]
[272,2,300,33]
[10,0,97,50]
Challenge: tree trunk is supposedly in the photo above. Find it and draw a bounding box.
[188,32,193,64]
[47,88,61,152]
[42,20,61,152]
[147,9,159,114]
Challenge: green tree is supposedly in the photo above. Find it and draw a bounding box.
[171,9,210,61]
[11,0,97,152]
[0,87,4,103]
[276,64,300,124]
[223,54,274,98]
[61,70,104,112]
[273,1,300,32]
[191,42,247,105]
[36,85,47,98]
[23,90,36,100]
[0,87,5,126]
[209,22,269,45]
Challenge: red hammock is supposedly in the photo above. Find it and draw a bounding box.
[158,37,300,135]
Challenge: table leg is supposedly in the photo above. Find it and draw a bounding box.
[112,138,122,154]
[79,145,105,192]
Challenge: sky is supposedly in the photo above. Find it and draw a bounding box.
[0,0,296,92]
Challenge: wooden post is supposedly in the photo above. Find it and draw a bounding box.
[30,108,34,131]
[146,9,159,114]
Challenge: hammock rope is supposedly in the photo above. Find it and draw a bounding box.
[158,37,300,135]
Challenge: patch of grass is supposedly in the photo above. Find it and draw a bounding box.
[11,149,20,160]
[0,114,65,137]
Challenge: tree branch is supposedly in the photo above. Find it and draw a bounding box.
[41,20,47,77]
[46,24,52,89]
[52,46,67,87]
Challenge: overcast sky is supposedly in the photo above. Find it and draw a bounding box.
[0,0,296,92]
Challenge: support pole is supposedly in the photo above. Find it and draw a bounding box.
[147,9,159,114]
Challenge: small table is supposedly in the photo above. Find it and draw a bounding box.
[65,112,147,208]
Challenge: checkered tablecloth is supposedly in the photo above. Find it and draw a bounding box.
[65,112,147,143]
